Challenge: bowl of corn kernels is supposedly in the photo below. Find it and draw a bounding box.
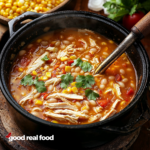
[0,0,75,20]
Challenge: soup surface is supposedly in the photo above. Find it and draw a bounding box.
[9,29,136,125]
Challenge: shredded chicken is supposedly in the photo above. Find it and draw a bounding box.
[46,93,83,100]
[113,84,123,100]
[78,39,87,49]
[104,88,115,95]
[46,47,57,52]
[50,59,57,66]
[54,109,89,119]
[91,57,100,64]
[100,109,117,121]
[45,102,78,111]
[45,78,61,86]
[44,112,78,124]
[19,89,37,105]
[19,52,49,79]
[93,106,103,113]
[32,107,42,112]
[111,99,120,109]
[88,114,102,123]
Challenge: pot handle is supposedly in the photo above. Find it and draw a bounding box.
[100,93,150,134]
[8,11,44,37]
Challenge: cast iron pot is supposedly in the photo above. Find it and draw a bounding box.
[0,11,150,149]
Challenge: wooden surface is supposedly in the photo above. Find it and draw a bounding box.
[0,0,150,150]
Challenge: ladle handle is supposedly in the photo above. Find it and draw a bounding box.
[131,11,150,39]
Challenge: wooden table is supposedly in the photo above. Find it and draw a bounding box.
[0,0,150,149]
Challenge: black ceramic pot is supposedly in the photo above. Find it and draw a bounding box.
[0,11,150,149]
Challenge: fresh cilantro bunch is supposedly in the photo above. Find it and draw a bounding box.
[21,74,47,93]
[60,73,74,89]
[75,75,95,89]
[103,0,150,21]
[71,58,92,72]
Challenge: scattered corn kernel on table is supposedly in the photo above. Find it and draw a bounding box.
[0,0,150,149]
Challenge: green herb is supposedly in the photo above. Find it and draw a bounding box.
[81,62,92,72]
[103,0,149,22]
[41,55,49,61]
[71,58,83,67]
[72,58,92,72]
[85,89,99,100]
[21,74,33,86]
[21,75,47,93]
[75,75,95,89]
[60,73,74,89]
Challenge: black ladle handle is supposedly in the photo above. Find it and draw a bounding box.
[8,11,44,37]
[95,11,150,74]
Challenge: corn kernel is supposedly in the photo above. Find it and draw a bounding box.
[65,66,71,72]
[18,68,23,72]
[61,57,68,61]
[40,67,44,71]
[109,40,114,44]
[81,106,88,111]
[79,90,84,94]
[41,76,48,81]
[120,101,126,106]
[71,82,76,86]
[70,55,76,60]
[37,39,42,43]
[51,120,58,123]
[35,100,43,105]
[46,72,51,78]
[67,87,72,93]
[72,87,78,93]
[101,42,107,45]
[62,89,68,94]
[32,70,37,75]
[5,3,11,7]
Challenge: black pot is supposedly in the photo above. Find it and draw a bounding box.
[0,11,150,149]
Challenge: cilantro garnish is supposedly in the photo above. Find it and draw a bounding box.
[72,58,92,72]
[75,75,95,89]
[41,55,49,61]
[71,58,83,67]
[60,73,74,89]
[21,75,47,93]
[103,0,150,22]
[81,62,92,72]
[85,89,99,100]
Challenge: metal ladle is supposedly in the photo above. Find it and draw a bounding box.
[95,12,150,74]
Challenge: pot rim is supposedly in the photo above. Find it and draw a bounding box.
[0,10,149,129]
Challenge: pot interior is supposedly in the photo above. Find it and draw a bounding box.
[0,11,149,127]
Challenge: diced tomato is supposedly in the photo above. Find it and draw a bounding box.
[53,65,59,70]
[49,43,55,47]
[89,52,94,57]
[115,74,122,81]
[62,68,66,74]
[28,99,33,104]
[32,76,36,80]
[68,60,74,65]
[97,100,108,108]
[79,40,85,45]
[99,90,102,95]
[13,65,19,72]
[20,57,31,67]
[40,92,48,99]
[122,63,127,68]
[52,72,56,77]
[126,87,134,95]
[58,99,62,102]
[46,59,52,63]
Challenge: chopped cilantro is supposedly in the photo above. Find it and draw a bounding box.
[21,74,33,86]
[71,58,83,67]
[21,75,47,93]
[85,89,99,100]
[41,55,49,61]
[81,62,92,72]
[60,73,74,89]
[75,75,95,89]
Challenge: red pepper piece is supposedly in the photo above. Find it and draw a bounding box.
[97,100,108,108]
[126,87,134,95]
[115,74,122,81]
[89,52,94,57]
[68,60,74,66]
[53,65,59,70]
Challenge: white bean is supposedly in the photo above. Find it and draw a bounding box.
[67,36,74,40]
[103,52,109,55]
[122,78,128,83]
[101,78,107,85]
[108,76,115,80]
[76,102,81,107]
[127,68,132,71]
[19,50,26,56]
[89,100,96,106]
[27,44,33,49]
[72,73,78,77]
[44,65,49,70]
[84,72,90,76]
[31,111,39,116]
[48,85,54,91]
[59,64,65,69]
[71,68,75,72]
[82,110,89,114]
[83,100,89,106]
[41,41,48,46]
[75,67,81,72]
[130,83,135,88]
[100,84,105,89]
[85,55,90,59]
[55,41,61,46]
[118,82,125,88]
[63,40,70,45]
[80,70,84,74]
[94,86,99,90]
[60,45,66,49]
[48,98,57,103]
[120,69,125,74]
[90,48,97,53]
[50,53,57,58]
